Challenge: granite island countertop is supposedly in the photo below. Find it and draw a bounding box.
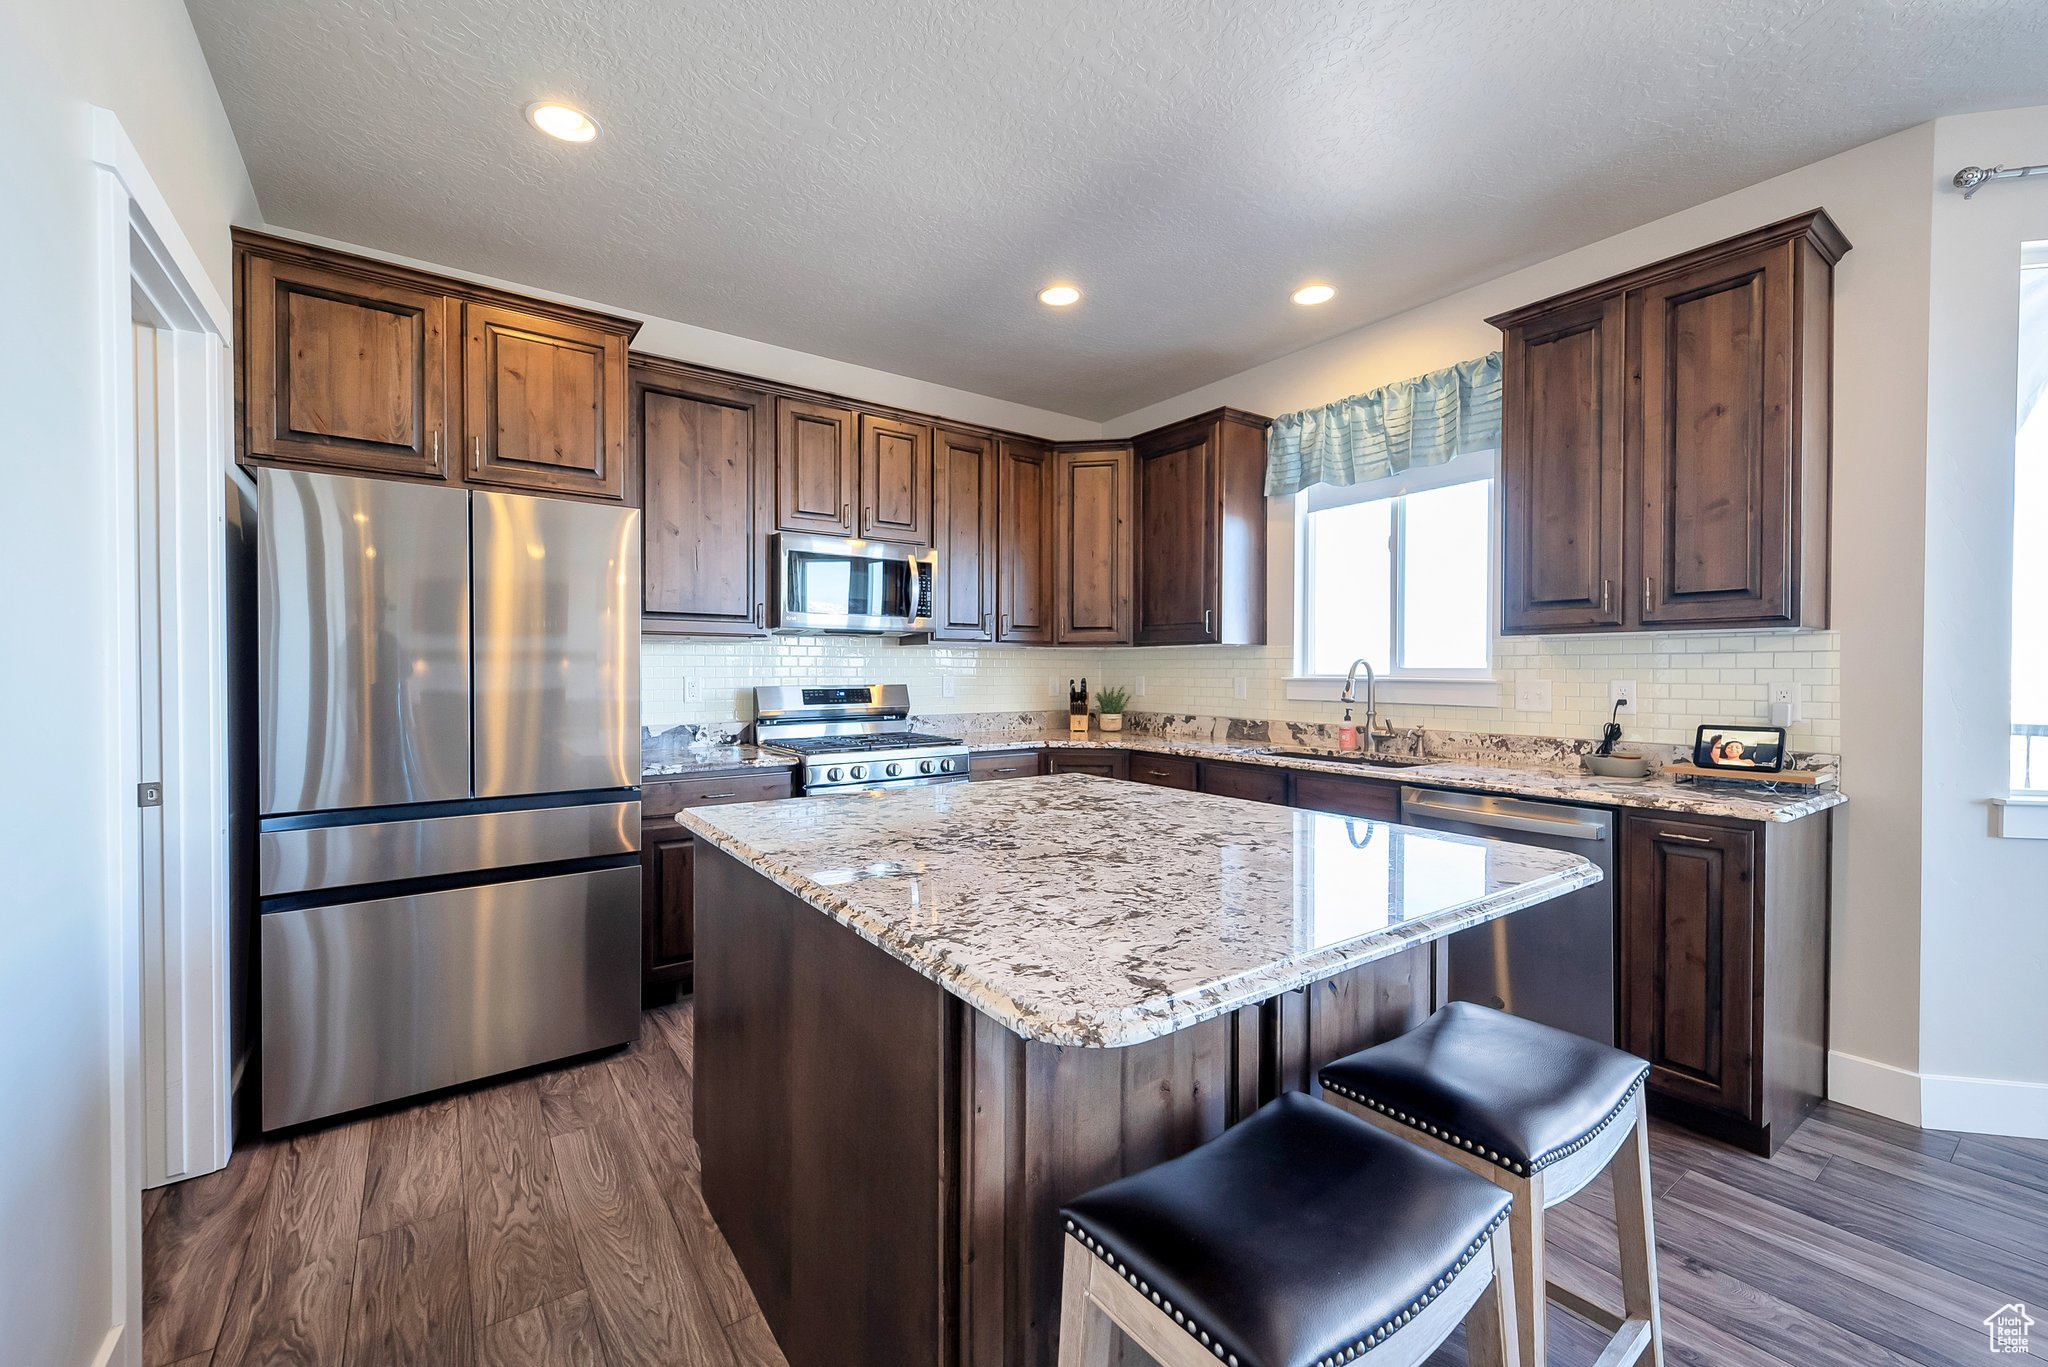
[677,774,1601,1048]
[961,731,1844,823]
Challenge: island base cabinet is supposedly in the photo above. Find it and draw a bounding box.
[1620,810,1830,1154]
[692,842,1440,1367]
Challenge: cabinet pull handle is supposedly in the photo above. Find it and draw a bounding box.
[699,792,739,801]
[842,502,851,526]
[473,435,482,467]
[431,430,441,464]
[1601,579,1611,614]
[1644,575,1653,607]
[1203,608,1213,633]
[1659,830,1712,843]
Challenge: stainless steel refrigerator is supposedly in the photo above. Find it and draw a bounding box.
[256,469,641,1130]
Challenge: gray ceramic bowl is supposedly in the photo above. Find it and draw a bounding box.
[1585,753,1651,779]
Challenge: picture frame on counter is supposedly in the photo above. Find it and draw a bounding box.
[1692,724,1787,773]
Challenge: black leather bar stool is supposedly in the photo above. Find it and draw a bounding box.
[1319,1003,1663,1367]
[1056,1093,1521,1367]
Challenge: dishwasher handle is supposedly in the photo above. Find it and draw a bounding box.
[1400,789,1609,841]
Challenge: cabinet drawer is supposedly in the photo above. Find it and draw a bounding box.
[1290,772,1400,823]
[1127,754,1197,790]
[1047,750,1129,780]
[1196,760,1289,806]
[969,749,1045,781]
[643,769,796,818]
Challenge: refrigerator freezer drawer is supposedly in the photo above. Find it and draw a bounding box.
[260,799,640,897]
[260,864,640,1129]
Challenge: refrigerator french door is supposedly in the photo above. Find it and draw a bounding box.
[257,470,641,1130]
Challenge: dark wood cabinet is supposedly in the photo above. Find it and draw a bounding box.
[968,749,1044,781]
[995,438,1054,643]
[1499,296,1627,631]
[857,414,932,545]
[234,232,639,501]
[1290,771,1401,822]
[1490,211,1846,633]
[1052,443,1134,644]
[1620,809,1829,1154]
[463,303,628,501]
[241,252,457,481]
[1196,760,1289,806]
[642,822,697,990]
[1046,750,1129,780]
[1133,409,1269,645]
[1127,753,1197,790]
[774,398,858,536]
[932,428,997,641]
[633,361,770,636]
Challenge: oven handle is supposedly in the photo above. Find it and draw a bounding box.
[1400,790,1609,841]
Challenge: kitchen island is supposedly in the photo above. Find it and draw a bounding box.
[679,774,1601,1367]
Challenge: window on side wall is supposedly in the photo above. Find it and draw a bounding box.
[1297,455,1495,682]
[2012,248,2048,791]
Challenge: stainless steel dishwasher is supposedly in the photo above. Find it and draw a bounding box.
[1399,787,1618,1045]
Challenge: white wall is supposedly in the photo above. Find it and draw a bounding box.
[1098,127,1944,1117]
[0,2,255,1363]
[1917,107,2048,1134]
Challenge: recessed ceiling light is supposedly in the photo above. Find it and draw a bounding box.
[1292,284,1336,306]
[527,102,599,143]
[1039,285,1081,307]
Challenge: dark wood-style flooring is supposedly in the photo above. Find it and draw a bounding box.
[144,1000,2048,1366]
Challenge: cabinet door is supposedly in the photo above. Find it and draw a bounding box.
[995,438,1053,643]
[1046,751,1128,780]
[932,429,997,641]
[636,369,769,635]
[858,414,932,545]
[643,825,695,987]
[1499,295,1627,632]
[1134,423,1218,644]
[244,255,455,480]
[775,398,858,536]
[1635,241,1798,626]
[1197,761,1289,806]
[1290,772,1399,822]
[462,304,628,501]
[1127,754,1197,790]
[1053,445,1134,644]
[1622,815,1757,1118]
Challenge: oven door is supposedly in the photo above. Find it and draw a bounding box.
[774,532,935,633]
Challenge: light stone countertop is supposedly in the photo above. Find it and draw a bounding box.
[964,731,1845,823]
[677,774,1602,1048]
[642,745,797,779]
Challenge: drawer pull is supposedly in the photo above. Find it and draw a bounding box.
[699,792,739,801]
[1658,830,1712,843]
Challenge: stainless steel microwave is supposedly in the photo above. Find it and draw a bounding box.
[773,532,937,635]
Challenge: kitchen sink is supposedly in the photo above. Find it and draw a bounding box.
[1247,748,1434,769]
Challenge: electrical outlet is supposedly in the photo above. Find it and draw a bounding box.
[1233,676,1249,700]
[1134,676,1147,698]
[940,675,956,699]
[684,677,701,703]
[1770,681,1799,724]
[1609,679,1638,712]
[1514,679,1553,712]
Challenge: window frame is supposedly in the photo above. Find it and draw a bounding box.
[1291,452,1499,697]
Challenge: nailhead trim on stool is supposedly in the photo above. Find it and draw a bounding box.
[1063,1203,1514,1366]
[1319,1071,1647,1177]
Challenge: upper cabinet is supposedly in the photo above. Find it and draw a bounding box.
[857,414,933,545]
[1133,409,1270,645]
[1052,444,1134,644]
[633,359,771,637]
[234,232,639,503]
[995,438,1054,643]
[1490,210,1848,634]
[242,253,457,481]
[932,428,998,642]
[774,399,858,537]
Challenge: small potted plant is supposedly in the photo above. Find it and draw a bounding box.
[1095,685,1130,733]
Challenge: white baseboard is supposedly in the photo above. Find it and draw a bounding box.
[1828,1050,1922,1126]
[1830,1049,2048,1139]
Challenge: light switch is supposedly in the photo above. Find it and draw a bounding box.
[684,677,701,703]
[1134,676,1147,697]
[1233,676,1249,700]
[941,675,957,699]
[1514,679,1553,712]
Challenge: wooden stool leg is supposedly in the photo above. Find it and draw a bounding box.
[1610,1098,1665,1367]
[1510,1173,1547,1367]
[1057,1238,1116,1367]
[1465,1226,1522,1367]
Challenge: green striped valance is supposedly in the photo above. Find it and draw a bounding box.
[1264,353,1503,497]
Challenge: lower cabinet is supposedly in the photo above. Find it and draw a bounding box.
[1127,753,1197,790]
[1046,750,1129,780]
[1289,771,1400,822]
[1195,760,1289,805]
[1620,809,1830,1154]
[968,749,1045,781]
[641,769,798,997]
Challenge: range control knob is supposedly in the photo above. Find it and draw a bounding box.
[825,766,843,782]
[938,757,955,772]
[849,765,868,781]
[919,759,936,774]
[885,762,903,777]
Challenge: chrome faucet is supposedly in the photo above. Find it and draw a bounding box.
[1340,658,1396,751]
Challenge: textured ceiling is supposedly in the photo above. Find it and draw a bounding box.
[188,0,2045,420]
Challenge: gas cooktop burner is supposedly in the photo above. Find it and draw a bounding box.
[752,684,973,793]
[761,731,963,757]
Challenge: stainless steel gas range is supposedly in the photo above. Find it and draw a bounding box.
[754,685,969,794]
